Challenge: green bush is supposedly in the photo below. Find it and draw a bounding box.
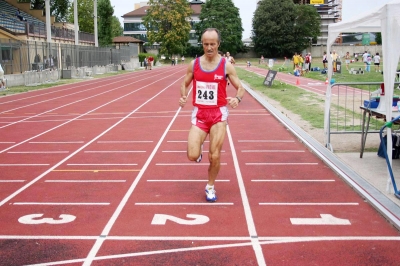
[138,53,158,65]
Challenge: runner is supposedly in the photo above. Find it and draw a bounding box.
[148,55,154,70]
[179,28,245,202]
[0,62,6,90]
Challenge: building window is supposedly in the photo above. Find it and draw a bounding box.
[124,23,147,31]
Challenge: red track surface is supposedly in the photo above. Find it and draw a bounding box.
[0,65,399,265]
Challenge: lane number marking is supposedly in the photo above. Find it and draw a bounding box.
[290,214,351,225]
[18,214,76,224]
[151,214,209,225]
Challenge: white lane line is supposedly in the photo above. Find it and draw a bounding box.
[29,141,84,144]
[82,78,185,266]
[97,140,153,143]
[230,114,270,116]
[226,125,266,265]
[13,202,110,205]
[7,151,69,154]
[19,115,176,123]
[147,179,230,182]
[156,163,228,166]
[259,202,359,206]
[242,150,305,153]
[0,67,178,128]
[252,179,335,182]
[84,151,145,153]
[246,163,318,165]
[45,180,126,183]
[238,140,294,142]
[0,71,181,209]
[135,202,234,206]
[0,180,25,182]
[23,236,400,266]
[67,164,138,166]
[0,164,49,166]
[167,140,210,143]
[162,150,225,153]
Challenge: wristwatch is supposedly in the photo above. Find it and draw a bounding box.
[236,96,242,103]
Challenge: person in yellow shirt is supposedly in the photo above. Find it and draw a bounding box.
[292,52,299,69]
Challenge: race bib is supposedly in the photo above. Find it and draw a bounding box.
[195,81,218,106]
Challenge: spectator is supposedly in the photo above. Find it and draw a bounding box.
[374,52,381,72]
[0,62,6,90]
[304,53,311,71]
[226,52,235,64]
[181,55,185,64]
[144,57,148,70]
[366,54,372,72]
[344,51,351,71]
[15,9,26,22]
[260,55,264,64]
[362,51,369,69]
[322,52,328,69]
[171,56,175,66]
[292,52,300,69]
[307,53,312,71]
[148,55,154,70]
[247,61,251,67]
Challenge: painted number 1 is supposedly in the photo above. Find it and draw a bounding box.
[18,214,76,225]
[151,214,209,225]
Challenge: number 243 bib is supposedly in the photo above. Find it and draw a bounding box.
[195,81,218,106]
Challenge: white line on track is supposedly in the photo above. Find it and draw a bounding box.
[259,202,359,206]
[0,164,49,166]
[0,71,179,155]
[0,67,178,128]
[45,180,126,183]
[242,150,305,152]
[7,151,69,154]
[252,179,335,182]
[66,163,138,166]
[238,140,295,142]
[97,140,153,143]
[29,141,84,144]
[82,78,186,266]
[0,180,25,182]
[246,162,318,165]
[156,163,228,165]
[146,179,230,182]
[167,140,210,143]
[135,202,234,206]
[22,236,400,266]
[84,151,145,153]
[13,202,110,205]
[0,71,182,210]
[226,125,266,265]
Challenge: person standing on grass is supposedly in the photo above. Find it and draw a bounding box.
[0,63,6,90]
[322,51,328,69]
[374,52,381,72]
[362,51,369,69]
[345,52,351,71]
[179,28,245,202]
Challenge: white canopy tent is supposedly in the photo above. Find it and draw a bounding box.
[324,0,400,192]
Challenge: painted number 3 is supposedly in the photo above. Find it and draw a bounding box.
[197,90,214,100]
[18,214,76,225]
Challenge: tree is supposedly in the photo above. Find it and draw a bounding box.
[143,0,193,56]
[67,0,94,33]
[375,32,382,45]
[252,0,320,57]
[98,0,114,46]
[111,16,123,38]
[31,0,70,22]
[194,0,244,55]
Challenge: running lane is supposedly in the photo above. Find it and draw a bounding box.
[0,65,399,265]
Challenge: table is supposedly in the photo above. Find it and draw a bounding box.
[360,106,400,158]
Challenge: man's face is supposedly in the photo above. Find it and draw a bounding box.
[201,31,220,58]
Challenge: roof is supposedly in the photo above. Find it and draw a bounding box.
[113,36,144,43]
[122,3,202,18]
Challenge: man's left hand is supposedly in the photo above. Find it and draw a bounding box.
[226,97,239,109]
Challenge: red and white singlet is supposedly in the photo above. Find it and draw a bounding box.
[192,57,228,108]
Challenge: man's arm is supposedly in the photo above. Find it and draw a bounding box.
[225,62,245,108]
[179,60,194,108]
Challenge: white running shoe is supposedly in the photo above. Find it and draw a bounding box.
[196,144,203,163]
[205,187,217,202]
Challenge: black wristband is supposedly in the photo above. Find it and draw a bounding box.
[236,96,242,103]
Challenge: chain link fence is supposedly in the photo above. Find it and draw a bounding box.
[0,38,139,86]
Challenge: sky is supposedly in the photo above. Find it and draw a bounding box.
[110,0,259,39]
[110,0,392,40]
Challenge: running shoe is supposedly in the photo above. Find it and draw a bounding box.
[205,187,217,202]
[196,144,203,163]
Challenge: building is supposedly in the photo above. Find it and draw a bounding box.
[122,0,203,46]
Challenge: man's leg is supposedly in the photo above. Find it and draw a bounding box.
[187,125,207,162]
[207,121,227,186]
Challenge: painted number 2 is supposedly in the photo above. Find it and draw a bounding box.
[18,214,76,225]
[151,214,209,225]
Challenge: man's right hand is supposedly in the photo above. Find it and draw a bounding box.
[179,96,187,107]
